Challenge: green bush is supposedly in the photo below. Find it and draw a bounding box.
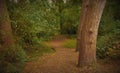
[61,5,80,34]
[97,32,116,58]
[97,0,120,59]
[97,20,120,59]
[0,45,26,73]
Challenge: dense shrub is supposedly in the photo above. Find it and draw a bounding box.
[60,3,80,34]
[0,45,26,73]
[97,34,115,58]
[97,0,120,59]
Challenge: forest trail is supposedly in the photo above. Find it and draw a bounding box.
[23,37,120,73]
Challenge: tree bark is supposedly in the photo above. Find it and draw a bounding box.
[76,0,90,51]
[77,0,106,67]
[0,0,15,48]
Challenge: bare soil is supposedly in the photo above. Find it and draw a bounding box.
[23,38,120,73]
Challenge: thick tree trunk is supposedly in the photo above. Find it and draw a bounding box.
[76,0,90,51]
[0,0,15,47]
[77,0,106,67]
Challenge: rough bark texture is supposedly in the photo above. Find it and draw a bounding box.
[76,0,90,51]
[77,0,106,67]
[0,0,14,47]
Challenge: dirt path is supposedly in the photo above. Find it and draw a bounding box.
[23,39,120,73]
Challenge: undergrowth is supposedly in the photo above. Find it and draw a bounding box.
[25,42,55,62]
[0,45,26,73]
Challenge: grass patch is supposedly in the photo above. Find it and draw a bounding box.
[62,38,76,49]
[26,42,55,62]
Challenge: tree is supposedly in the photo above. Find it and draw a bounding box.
[77,0,106,67]
[0,0,15,48]
[52,0,64,34]
[0,0,26,73]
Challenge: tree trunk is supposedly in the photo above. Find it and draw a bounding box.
[59,4,63,34]
[76,0,90,51]
[58,0,64,34]
[77,0,106,67]
[0,0,15,48]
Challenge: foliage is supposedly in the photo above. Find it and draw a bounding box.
[7,0,57,56]
[60,1,81,34]
[0,45,26,73]
[26,42,55,61]
[97,0,120,59]
[8,0,59,41]
[97,34,115,59]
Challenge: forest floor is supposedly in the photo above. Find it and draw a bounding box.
[23,36,120,73]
